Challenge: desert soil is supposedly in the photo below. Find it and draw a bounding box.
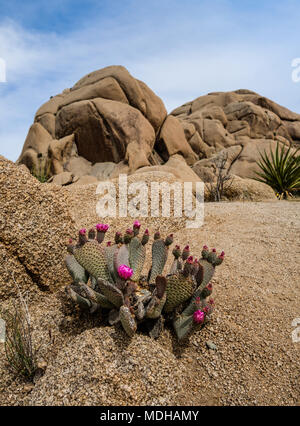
[0,198,299,406]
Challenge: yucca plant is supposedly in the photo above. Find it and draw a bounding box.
[254,142,300,199]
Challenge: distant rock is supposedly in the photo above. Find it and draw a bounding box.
[172,89,299,180]
[16,67,300,199]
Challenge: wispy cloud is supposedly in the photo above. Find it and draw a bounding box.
[0,0,300,161]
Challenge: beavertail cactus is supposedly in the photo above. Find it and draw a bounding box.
[65,222,225,341]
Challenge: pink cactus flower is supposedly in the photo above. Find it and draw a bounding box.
[79,228,86,235]
[184,245,190,251]
[203,245,208,250]
[220,251,225,257]
[212,248,216,253]
[106,241,112,247]
[118,264,133,280]
[144,229,149,235]
[207,283,213,290]
[187,256,194,264]
[193,310,205,324]
[175,245,180,250]
[133,220,141,229]
[96,223,109,232]
[126,228,134,235]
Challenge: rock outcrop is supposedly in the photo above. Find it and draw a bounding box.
[172,89,300,180]
[0,156,76,300]
[16,67,300,201]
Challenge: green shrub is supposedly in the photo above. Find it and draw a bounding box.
[30,154,51,183]
[254,142,300,199]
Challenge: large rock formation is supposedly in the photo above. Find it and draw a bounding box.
[18,66,198,178]
[171,89,300,179]
[17,67,300,201]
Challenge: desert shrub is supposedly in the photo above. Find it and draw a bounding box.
[30,154,51,183]
[1,281,39,381]
[254,142,300,199]
[205,152,234,201]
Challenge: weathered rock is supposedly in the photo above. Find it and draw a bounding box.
[0,156,76,297]
[157,115,198,165]
[172,89,300,180]
[223,175,277,201]
[90,162,116,180]
[72,175,98,186]
[56,98,155,172]
[65,156,92,178]
[51,171,73,186]
[48,134,77,175]
[18,123,52,166]
[27,328,182,406]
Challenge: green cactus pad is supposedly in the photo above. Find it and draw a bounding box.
[148,239,168,284]
[66,285,92,310]
[129,236,146,282]
[114,244,130,271]
[164,273,196,313]
[119,305,137,337]
[81,283,114,309]
[65,255,89,284]
[97,278,124,308]
[146,292,167,319]
[104,243,119,282]
[73,241,111,282]
[195,259,215,293]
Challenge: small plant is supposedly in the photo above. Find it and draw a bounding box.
[1,278,39,381]
[30,154,51,183]
[65,221,225,341]
[254,142,300,199]
[205,151,234,201]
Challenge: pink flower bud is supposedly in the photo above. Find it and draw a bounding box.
[207,283,213,290]
[126,228,134,235]
[96,223,109,232]
[193,310,205,324]
[212,248,216,253]
[184,245,190,251]
[106,241,112,247]
[209,298,214,305]
[187,256,194,264]
[79,228,86,235]
[203,245,208,250]
[175,245,180,250]
[220,251,225,257]
[68,238,73,244]
[144,229,149,235]
[118,264,133,280]
[133,220,141,229]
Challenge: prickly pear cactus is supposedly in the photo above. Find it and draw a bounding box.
[64,220,225,342]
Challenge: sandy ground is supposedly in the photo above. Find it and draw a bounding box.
[0,199,299,406]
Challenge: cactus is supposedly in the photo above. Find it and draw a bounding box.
[65,222,225,341]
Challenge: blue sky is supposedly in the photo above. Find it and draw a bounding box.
[0,0,300,161]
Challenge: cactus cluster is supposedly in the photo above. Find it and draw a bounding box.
[65,221,225,341]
